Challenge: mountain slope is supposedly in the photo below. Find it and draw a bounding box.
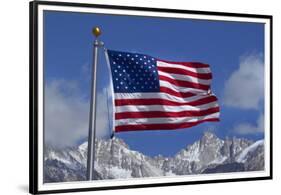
[44,132,264,182]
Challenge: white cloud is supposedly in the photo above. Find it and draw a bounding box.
[223,54,264,109]
[81,61,91,81]
[233,113,264,135]
[45,79,112,148]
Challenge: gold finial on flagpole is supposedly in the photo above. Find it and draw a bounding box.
[92,27,101,37]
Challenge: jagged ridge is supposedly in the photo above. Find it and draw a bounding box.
[44,132,264,183]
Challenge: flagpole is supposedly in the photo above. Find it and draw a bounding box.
[87,27,102,180]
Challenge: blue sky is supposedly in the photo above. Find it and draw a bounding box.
[44,10,265,156]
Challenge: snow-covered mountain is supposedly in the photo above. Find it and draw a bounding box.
[44,132,264,183]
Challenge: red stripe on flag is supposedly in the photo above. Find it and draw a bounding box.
[115,95,217,106]
[159,75,210,90]
[115,107,220,119]
[157,59,210,68]
[159,86,197,98]
[115,118,220,132]
[158,67,212,79]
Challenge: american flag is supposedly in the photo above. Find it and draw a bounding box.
[107,50,220,132]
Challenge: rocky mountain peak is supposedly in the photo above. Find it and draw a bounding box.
[200,131,221,145]
[44,132,264,183]
[202,131,217,139]
[110,136,129,148]
[78,142,87,152]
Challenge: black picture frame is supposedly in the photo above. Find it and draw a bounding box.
[29,1,273,194]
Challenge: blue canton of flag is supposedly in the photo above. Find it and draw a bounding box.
[107,50,160,93]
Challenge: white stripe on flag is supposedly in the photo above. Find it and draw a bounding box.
[157,61,211,74]
[158,70,211,85]
[160,80,207,93]
[115,112,220,126]
[115,92,210,103]
[115,101,219,113]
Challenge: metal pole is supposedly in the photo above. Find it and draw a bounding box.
[87,27,101,180]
